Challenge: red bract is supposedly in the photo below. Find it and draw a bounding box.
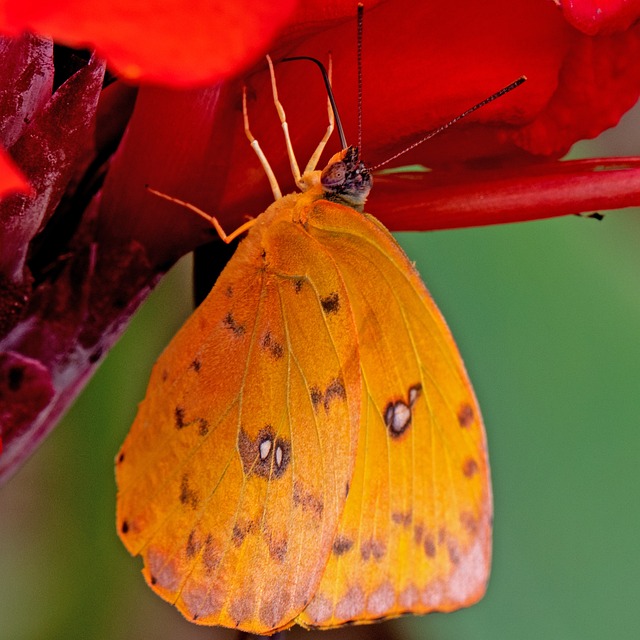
[1,0,640,481]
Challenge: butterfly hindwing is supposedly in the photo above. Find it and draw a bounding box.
[116,198,361,634]
[296,200,491,627]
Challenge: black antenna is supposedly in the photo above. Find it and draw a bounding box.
[280,56,348,149]
[371,75,527,170]
[357,3,364,154]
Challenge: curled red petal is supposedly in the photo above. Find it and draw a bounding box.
[370,158,640,231]
[558,0,640,35]
[0,0,298,86]
[0,147,30,196]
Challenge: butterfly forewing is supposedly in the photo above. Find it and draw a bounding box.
[296,200,491,627]
[116,199,361,634]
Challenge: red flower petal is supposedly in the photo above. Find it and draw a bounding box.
[0,0,298,86]
[370,158,640,230]
[558,0,640,35]
[95,0,640,266]
[0,147,30,196]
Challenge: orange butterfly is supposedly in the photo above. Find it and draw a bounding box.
[116,52,492,634]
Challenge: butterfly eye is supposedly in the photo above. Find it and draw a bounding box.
[321,161,347,187]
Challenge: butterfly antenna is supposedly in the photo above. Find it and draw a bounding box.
[371,75,527,170]
[280,56,348,149]
[357,3,364,156]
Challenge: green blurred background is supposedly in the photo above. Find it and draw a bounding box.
[1,105,639,639]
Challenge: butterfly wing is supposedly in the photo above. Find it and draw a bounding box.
[116,200,361,634]
[296,200,491,627]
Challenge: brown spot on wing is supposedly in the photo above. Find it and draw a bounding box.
[294,278,304,293]
[197,418,209,436]
[223,312,245,336]
[458,402,475,427]
[361,539,386,561]
[190,358,201,372]
[323,378,346,411]
[179,474,199,509]
[332,535,354,556]
[238,426,291,479]
[186,530,201,558]
[121,520,129,534]
[293,481,324,517]
[202,535,221,572]
[175,406,186,429]
[461,511,479,535]
[320,291,340,314]
[462,457,479,477]
[265,530,288,563]
[260,331,284,359]
[423,533,436,558]
[391,510,412,526]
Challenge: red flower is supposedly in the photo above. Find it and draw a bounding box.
[1,0,640,481]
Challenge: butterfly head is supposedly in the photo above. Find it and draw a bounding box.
[320,146,372,213]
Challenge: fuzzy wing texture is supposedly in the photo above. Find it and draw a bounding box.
[297,200,491,628]
[116,199,361,634]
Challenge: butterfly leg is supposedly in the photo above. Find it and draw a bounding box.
[265,54,304,189]
[146,187,256,244]
[243,85,283,200]
[303,55,335,175]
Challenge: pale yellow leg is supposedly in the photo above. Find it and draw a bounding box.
[147,187,256,244]
[266,55,303,188]
[243,85,283,200]
[303,55,335,175]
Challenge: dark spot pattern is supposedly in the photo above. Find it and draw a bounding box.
[361,539,386,561]
[121,520,129,534]
[321,292,340,315]
[88,348,102,364]
[384,383,422,438]
[197,418,209,436]
[117,452,125,464]
[294,279,304,293]
[7,365,24,391]
[175,406,186,429]
[332,535,354,556]
[161,369,169,382]
[310,378,347,413]
[223,312,245,336]
[265,531,288,563]
[458,403,474,428]
[186,530,201,558]
[423,534,436,558]
[310,386,323,410]
[202,535,220,572]
[190,358,202,372]
[150,575,157,585]
[462,457,479,478]
[238,426,291,479]
[179,474,200,509]
[460,511,478,535]
[323,378,346,411]
[293,481,324,517]
[260,331,284,359]
[232,521,256,548]
[226,285,233,297]
[391,510,412,527]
